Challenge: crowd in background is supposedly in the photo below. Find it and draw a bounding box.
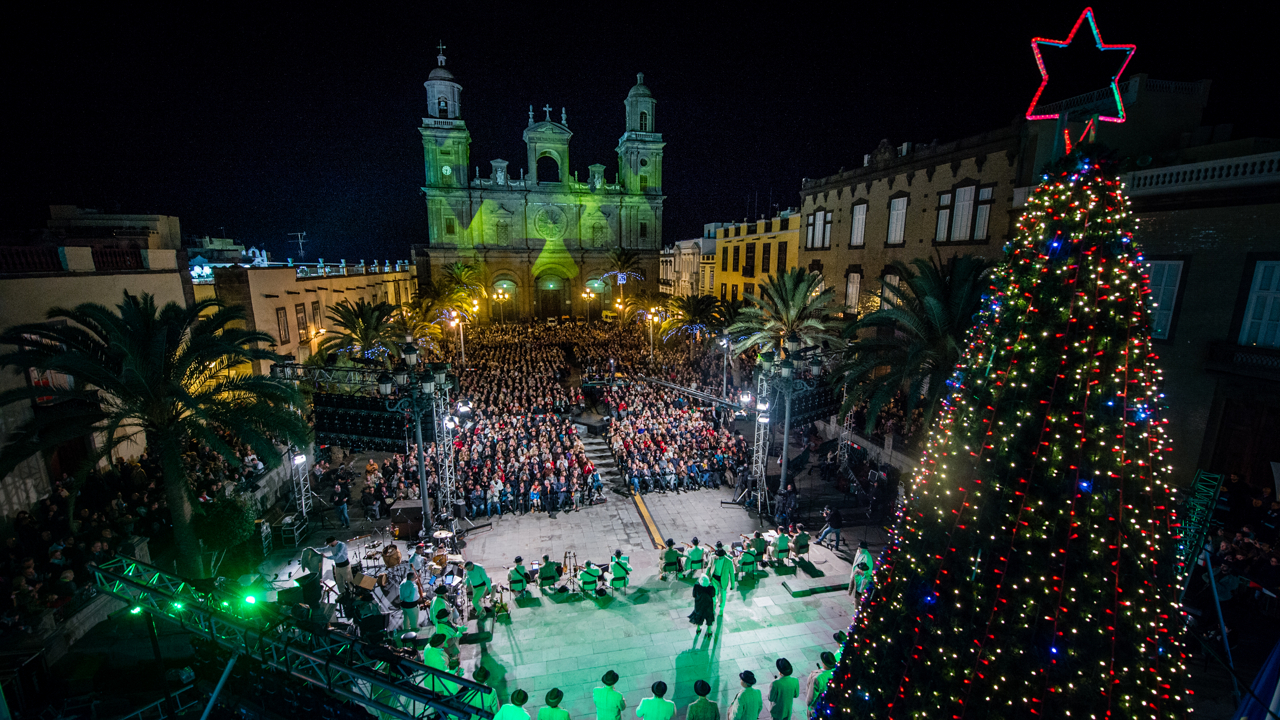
[1198,474,1280,640]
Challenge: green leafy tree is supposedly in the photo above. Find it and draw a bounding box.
[319,298,399,366]
[603,248,644,302]
[0,292,311,578]
[726,267,840,354]
[819,154,1188,718]
[438,262,487,301]
[194,495,257,552]
[835,255,995,437]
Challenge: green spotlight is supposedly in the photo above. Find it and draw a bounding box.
[244,595,256,605]
[172,601,184,610]
[130,606,142,614]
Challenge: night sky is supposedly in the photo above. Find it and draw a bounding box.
[7,4,1274,262]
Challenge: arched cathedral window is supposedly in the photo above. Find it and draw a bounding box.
[639,111,648,131]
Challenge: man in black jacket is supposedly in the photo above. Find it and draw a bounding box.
[816,507,842,550]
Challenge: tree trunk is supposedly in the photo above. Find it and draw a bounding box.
[154,431,205,578]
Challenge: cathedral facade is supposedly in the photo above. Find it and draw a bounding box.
[418,49,663,321]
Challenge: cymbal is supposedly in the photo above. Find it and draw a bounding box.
[433,530,455,539]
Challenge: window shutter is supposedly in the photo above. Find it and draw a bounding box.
[951,186,974,241]
[849,205,866,247]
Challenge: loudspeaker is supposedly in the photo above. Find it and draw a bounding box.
[298,573,322,606]
[278,583,305,605]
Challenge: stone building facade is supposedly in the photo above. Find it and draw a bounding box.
[713,213,802,304]
[418,49,662,321]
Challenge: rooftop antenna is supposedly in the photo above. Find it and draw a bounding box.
[288,232,308,260]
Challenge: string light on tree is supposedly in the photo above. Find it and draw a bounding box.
[814,149,1191,718]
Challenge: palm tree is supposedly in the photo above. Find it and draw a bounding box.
[319,298,399,366]
[389,305,443,358]
[412,278,466,325]
[0,292,310,578]
[726,267,841,354]
[660,294,724,341]
[834,254,995,435]
[603,248,644,302]
[438,262,486,300]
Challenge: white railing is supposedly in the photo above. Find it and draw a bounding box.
[1125,151,1280,196]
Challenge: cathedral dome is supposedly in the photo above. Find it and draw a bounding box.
[429,66,455,81]
[628,72,652,98]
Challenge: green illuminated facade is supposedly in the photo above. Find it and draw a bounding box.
[419,49,663,320]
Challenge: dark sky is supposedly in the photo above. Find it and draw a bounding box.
[6,4,1274,261]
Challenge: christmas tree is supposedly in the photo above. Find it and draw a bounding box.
[819,153,1190,719]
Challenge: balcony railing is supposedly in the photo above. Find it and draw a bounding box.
[0,246,62,274]
[91,247,144,272]
[1206,341,1280,380]
[1125,151,1280,196]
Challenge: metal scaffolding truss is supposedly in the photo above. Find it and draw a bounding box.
[270,362,389,386]
[749,374,772,517]
[89,555,494,720]
[1175,469,1226,595]
[432,387,458,516]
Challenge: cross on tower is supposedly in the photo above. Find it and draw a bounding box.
[543,104,553,121]
[436,40,446,66]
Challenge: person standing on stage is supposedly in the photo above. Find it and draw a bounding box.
[768,659,799,720]
[465,561,493,617]
[710,547,736,615]
[730,671,762,720]
[805,653,837,712]
[331,484,351,529]
[593,670,626,720]
[539,689,570,720]
[637,681,676,720]
[848,540,875,614]
[684,537,705,578]
[315,537,352,596]
[685,680,719,720]
[429,584,456,625]
[494,690,531,720]
[399,571,422,631]
[689,575,716,633]
[610,550,632,592]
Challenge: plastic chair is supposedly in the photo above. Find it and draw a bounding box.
[792,538,810,563]
[737,551,757,578]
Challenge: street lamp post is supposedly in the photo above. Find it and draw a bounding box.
[495,290,509,324]
[719,332,731,399]
[647,308,658,363]
[581,289,596,322]
[377,341,437,536]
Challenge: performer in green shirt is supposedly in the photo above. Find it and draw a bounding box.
[730,671,763,720]
[767,528,790,567]
[636,681,676,720]
[684,680,719,720]
[683,538,706,578]
[610,550,633,593]
[469,667,500,720]
[593,670,626,720]
[805,653,837,711]
[494,690,531,720]
[710,547,736,615]
[538,688,570,720]
[767,659,799,720]
[465,561,493,617]
[508,556,532,597]
[659,539,683,580]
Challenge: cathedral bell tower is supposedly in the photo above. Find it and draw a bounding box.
[420,43,471,191]
[616,73,665,248]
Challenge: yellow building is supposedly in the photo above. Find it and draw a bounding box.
[712,212,801,303]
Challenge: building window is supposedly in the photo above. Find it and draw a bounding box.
[845,272,861,314]
[744,282,755,298]
[394,283,402,306]
[295,303,309,341]
[495,221,511,246]
[732,246,740,273]
[887,198,907,245]
[639,111,649,131]
[744,243,756,278]
[806,211,832,249]
[445,218,456,236]
[438,97,448,116]
[849,204,867,247]
[721,248,729,272]
[1144,260,1183,340]
[761,244,772,275]
[720,283,727,301]
[951,186,975,241]
[974,186,994,240]
[776,241,787,274]
[276,307,290,344]
[731,284,738,302]
[640,222,649,239]
[880,274,899,309]
[311,301,322,329]
[640,175,649,192]
[935,192,952,242]
[1239,260,1280,348]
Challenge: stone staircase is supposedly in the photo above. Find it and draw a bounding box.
[578,432,627,495]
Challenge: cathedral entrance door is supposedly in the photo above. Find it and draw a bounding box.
[536,275,567,320]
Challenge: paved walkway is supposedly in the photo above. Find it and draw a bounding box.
[454,482,865,720]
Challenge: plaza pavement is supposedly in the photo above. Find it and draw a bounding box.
[453,481,867,720]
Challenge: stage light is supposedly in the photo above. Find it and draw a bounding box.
[130,606,142,614]
[244,595,256,605]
